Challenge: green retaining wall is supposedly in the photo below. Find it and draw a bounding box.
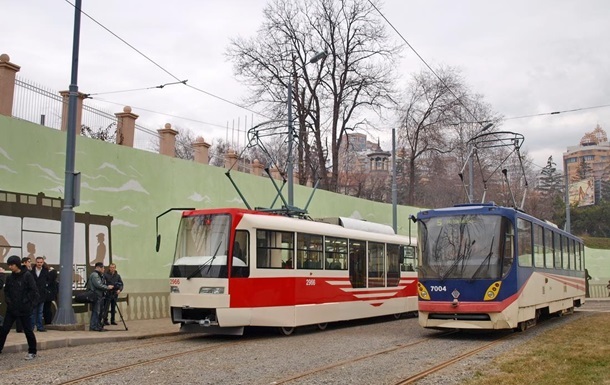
[0,116,420,320]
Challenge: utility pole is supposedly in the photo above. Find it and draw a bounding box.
[54,0,82,325]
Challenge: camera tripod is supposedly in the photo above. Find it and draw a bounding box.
[102,294,128,331]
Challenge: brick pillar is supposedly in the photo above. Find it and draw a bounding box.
[60,90,87,133]
[0,53,20,117]
[157,123,178,157]
[251,159,264,176]
[114,106,138,147]
[193,136,211,164]
[224,149,239,169]
[270,166,282,180]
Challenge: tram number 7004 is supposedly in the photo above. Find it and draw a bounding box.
[306,279,316,286]
[429,285,447,292]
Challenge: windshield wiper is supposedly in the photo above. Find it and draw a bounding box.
[441,240,475,280]
[469,236,495,281]
[186,240,223,280]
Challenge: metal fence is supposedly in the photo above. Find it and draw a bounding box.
[13,77,64,129]
[13,76,159,149]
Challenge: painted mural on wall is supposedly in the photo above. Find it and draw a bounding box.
[0,189,113,286]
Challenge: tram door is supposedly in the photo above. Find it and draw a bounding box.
[348,239,366,288]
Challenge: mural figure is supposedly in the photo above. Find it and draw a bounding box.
[26,242,37,262]
[0,234,9,263]
[90,233,107,266]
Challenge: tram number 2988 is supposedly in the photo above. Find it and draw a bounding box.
[306,279,316,286]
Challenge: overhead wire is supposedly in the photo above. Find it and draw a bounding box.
[85,80,187,97]
[367,0,484,128]
[62,0,270,121]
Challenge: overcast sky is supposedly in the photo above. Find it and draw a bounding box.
[2,0,609,170]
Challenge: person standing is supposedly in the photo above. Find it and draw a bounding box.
[87,262,113,331]
[31,257,49,332]
[44,263,58,325]
[0,255,39,360]
[103,263,123,326]
[15,257,33,333]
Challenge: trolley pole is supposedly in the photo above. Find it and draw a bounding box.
[54,0,82,325]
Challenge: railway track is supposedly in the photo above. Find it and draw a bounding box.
[394,333,514,384]
[268,331,513,385]
[55,339,245,385]
[0,333,200,376]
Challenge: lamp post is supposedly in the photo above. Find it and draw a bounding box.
[286,50,327,209]
[54,0,82,325]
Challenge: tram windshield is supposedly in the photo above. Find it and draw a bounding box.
[170,214,231,279]
[418,214,511,280]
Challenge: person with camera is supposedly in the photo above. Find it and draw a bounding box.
[103,263,123,326]
[87,262,113,332]
[0,255,39,360]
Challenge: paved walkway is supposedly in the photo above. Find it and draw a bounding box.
[2,298,608,354]
[2,317,182,354]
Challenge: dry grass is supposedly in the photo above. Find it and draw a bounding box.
[464,313,610,385]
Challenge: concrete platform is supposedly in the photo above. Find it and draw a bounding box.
[1,318,182,353]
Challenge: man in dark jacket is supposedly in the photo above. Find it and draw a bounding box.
[103,263,123,326]
[87,262,113,331]
[31,256,50,332]
[0,255,39,360]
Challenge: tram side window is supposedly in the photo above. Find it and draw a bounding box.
[349,239,366,288]
[571,239,577,271]
[562,236,570,270]
[368,242,385,287]
[578,243,584,271]
[400,245,417,272]
[533,224,544,267]
[554,233,562,268]
[297,233,323,269]
[256,230,294,269]
[544,228,554,268]
[517,219,533,267]
[386,244,401,287]
[325,236,347,270]
[231,230,250,278]
[501,219,514,277]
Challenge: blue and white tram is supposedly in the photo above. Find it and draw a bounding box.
[415,203,585,330]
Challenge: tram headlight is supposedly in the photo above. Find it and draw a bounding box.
[417,282,430,300]
[483,281,502,301]
[199,287,225,294]
[170,286,180,293]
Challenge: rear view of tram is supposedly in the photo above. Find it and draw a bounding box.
[415,203,585,331]
[168,208,419,335]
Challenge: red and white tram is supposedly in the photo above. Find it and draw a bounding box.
[168,208,418,335]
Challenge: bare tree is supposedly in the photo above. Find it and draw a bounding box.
[227,0,401,192]
[81,122,119,143]
[396,66,499,206]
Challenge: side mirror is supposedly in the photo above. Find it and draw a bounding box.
[155,234,161,252]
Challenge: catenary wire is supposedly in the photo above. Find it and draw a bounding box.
[62,0,270,120]
[367,0,485,128]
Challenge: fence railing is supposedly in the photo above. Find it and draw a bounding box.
[13,77,64,129]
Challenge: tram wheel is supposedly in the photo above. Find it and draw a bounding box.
[278,327,295,336]
[317,323,328,331]
[516,321,527,332]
